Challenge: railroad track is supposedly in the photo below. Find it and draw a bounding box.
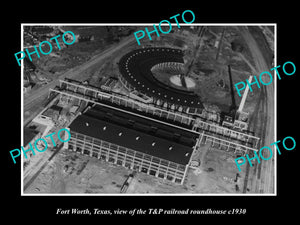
[239,26,275,194]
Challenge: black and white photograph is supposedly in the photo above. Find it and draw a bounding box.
[21,24,276,195]
[3,4,298,221]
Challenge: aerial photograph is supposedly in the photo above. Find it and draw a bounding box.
[22,24,275,195]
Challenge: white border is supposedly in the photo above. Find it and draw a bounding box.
[21,23,277,196]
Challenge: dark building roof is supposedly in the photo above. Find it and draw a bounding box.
[69,105,198,165]
[24,127,39,147]
[42,104,63,117]
[118,47,203,109]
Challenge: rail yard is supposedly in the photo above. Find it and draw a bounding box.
[22,24,275,194]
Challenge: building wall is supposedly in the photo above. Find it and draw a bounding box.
[68,130,187,184]
[60,79,195,126]
[118,73,191,112]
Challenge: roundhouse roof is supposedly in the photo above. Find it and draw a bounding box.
[118,47,203,109]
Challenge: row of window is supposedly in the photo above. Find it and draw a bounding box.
[68,133,187,182]
[76,147,184,184]
[197,122,257,147]
[70,132,185,171]
[69,142,185,176]
[100,75,194,126]
[119,74,198,116]
[201,135,248,152]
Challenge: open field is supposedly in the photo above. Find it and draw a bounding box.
[24,144,245,194]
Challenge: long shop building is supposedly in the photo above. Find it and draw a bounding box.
[67,104,198,184]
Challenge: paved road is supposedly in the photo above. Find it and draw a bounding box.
[23,36,136,191]
[24,36,136,109]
